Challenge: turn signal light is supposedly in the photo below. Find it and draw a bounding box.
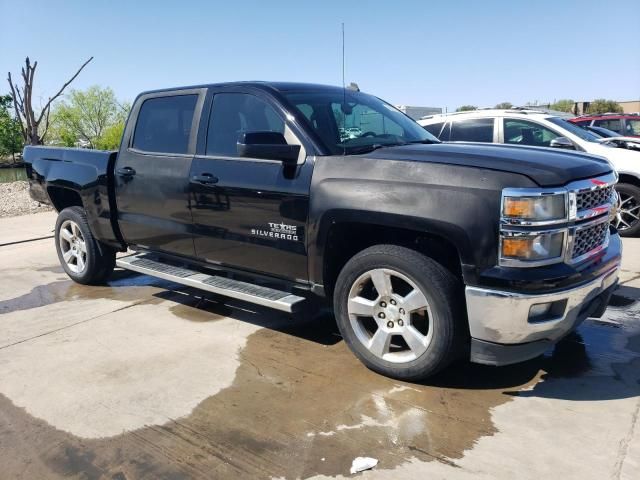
[503,198,534,218]
[501,237,533,258]
[502,194,566,221]
[501,231,564,263]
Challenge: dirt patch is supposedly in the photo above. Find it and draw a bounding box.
[0,181,52,218]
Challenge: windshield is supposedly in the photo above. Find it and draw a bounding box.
[547,117,601,142]
[283,90,439,155]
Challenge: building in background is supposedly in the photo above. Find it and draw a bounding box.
[395,105,442,120]
[572,100,640,115]
[618,100,640,114]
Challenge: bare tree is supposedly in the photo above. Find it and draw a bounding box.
[7,56,93,145]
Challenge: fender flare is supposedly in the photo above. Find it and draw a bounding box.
[308,208,473,287]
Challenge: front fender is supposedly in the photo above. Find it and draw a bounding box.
[306,156,538,288]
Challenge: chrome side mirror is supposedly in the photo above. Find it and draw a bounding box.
[550,136,575,150]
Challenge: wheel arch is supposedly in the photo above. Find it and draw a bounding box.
[310,210,470,297]
[47,186,84,212]
[618,172,640,188]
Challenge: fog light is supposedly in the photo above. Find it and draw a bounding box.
[528,300,568,323]
[529,303,552,321]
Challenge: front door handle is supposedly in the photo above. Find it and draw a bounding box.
[117,167,136,177]
[190,173,219,185]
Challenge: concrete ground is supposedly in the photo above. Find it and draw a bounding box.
[0,211,638,480]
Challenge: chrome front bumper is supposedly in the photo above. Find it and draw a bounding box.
[465,263,619,365]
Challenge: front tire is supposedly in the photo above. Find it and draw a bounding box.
[55,206,116,285]
[614,183,640,237]
[333,245,467,381]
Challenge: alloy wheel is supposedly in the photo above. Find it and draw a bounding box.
[347,268,433,363]
[59,220,87,273]
[614,191,640,232]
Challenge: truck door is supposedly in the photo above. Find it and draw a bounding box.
[114,89,205,257]
[189,89,312,282]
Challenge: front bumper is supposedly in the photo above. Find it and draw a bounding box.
[466,260,620,366]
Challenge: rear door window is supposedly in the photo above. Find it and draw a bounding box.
[594,118,622,134]
[450,118,494,142]
[132,95,198,154]
[503,119,560,147]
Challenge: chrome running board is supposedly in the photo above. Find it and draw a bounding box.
[116,254,305,313]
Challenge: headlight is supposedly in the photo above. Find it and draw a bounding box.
[502,193,566,223]
[500,188,568,267]
[501,231,565,263]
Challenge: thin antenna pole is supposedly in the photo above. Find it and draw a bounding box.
[342,22,345,90]
[342,22,346,155]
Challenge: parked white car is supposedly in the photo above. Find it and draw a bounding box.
[419,109,640,236]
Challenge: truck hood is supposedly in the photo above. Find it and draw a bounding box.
[368,142,613,187]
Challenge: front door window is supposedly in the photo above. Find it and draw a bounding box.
[504,119,560,147]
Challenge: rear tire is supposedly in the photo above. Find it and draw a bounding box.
[333,244,467,381]
[55,206,116,285]
[614,183,640,237]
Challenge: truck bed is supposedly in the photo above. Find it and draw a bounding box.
[23,146,122,248]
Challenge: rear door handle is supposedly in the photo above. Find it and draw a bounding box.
[190,173,219,185]
[117,167,136,177]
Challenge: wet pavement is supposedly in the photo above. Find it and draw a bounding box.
[0,214,639,479]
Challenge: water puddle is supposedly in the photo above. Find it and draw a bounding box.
[0,268,638,478]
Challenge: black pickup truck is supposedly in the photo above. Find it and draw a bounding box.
[24,82,621,380]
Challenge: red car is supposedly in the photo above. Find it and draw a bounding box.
[570,114,640,138]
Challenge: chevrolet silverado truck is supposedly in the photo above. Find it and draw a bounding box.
[24,82,621,380]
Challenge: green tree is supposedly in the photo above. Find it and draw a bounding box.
[456,105,477,112]
[47,111,77,147]
[49,86,129,148]
[549,99,575,113]
[94,121,126,150]
[0,94,24,162]
[495,102,513,109]
[587,99,623,114]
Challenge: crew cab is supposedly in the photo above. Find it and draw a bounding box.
[24,82,621,380]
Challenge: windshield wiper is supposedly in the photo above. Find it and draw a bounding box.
[345,138,440,155]
[403,139,441,145]
[345,143,403,155]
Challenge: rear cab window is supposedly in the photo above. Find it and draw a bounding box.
[132,95,199,154]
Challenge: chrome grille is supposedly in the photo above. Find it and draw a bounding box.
[576,186,613,211]
[572,222,608,259]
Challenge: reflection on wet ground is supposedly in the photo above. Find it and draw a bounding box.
[1,269,639,479]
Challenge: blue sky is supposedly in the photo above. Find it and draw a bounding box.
[2,0,639,111]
